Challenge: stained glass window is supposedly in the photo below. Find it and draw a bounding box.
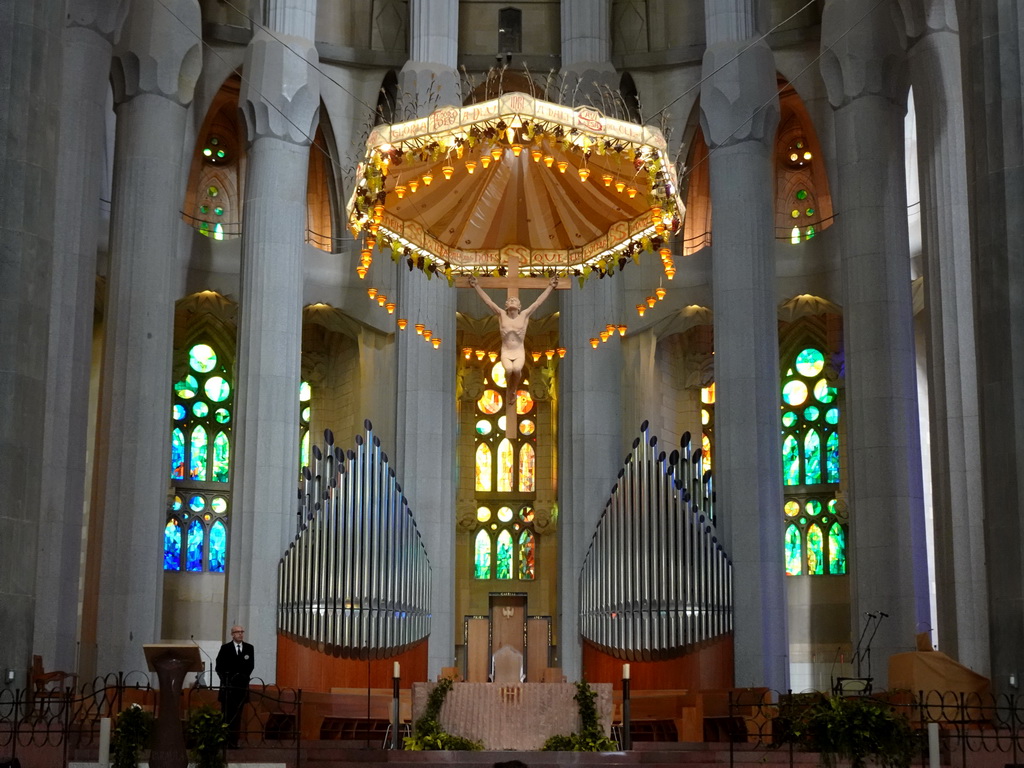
[186,519,204,571]
[829,523,847,574]
[701,383,715,475]
[783,435,800,485]
[518,530,535,579]
[190,426,208,480]
[497,438,514,492]
[164,520,182,571]
[807,524,824,575]
[476,444,492,491]
[212,432,230,482]
[785,524,802,575]
[496,530,513,579]
[804,430,821,484]
[171,428,185,479]
[474,530,492,578]
[298,380,311,478]
[826,432,840,483]
[519,444,535,492]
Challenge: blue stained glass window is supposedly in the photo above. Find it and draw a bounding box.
[496,530,513,579]
[785,524,802,575]
[212,432,230,482]
[783,435,800,485]
[807,524,824,575]
[172,404,186,421]
[163,519,182,571]
[827,432,840,483]
[804,429,821,484]
[186,519,204,571]
[171,428,185,480]
[829,523,847,574]
[209,520,226,573]
[190,426,208,480]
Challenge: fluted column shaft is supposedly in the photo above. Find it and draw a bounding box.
[561,0,611,67]
[821,0,930,687]
[557,277,623,678]
[35,0,126,674]
[90,0,201,676]
[230,22,319,681]
[956,0,1024,693]
[898,0,988,675]
[700,1,786,686]
[267,0,315,39]
[402,0,460,109]
[0,0,63,689]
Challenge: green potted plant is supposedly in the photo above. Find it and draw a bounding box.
[186,704,228,768]
[542,680,618,752]
[404,676,483,751]
[110,703,153,768]
[779,693,919,768]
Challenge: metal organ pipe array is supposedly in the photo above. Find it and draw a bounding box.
[579,421,732,661]
[278,420,431,658]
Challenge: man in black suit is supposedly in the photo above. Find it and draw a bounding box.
[215,625,254,748]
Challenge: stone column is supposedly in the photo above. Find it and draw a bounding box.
[896,0,989,675]
[700,0,787,690]
[394,0,459,679]
[0,0,64,689]
[955,0,1024,693]
[560,0,615,107]
[229,0,319,681]
[557,277,623,678]
[33,0,127,676]
[87,0,200,677]
[820,0,930,687]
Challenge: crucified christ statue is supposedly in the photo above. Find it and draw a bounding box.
[469,274,558,399]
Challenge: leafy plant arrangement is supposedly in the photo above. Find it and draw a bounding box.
[776,693,919,768]
[110,703,154,768]
[404,676,483,751]
[542,679,618,752]
[186,704,228,768]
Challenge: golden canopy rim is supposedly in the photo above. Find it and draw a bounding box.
[347,92,684,285]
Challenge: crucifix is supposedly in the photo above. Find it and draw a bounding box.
[457,255,570,439]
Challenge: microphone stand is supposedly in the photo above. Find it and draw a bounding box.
[861,613,886,680]
[190,636,215,688]
[852,615,875,679]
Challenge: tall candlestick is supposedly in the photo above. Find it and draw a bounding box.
[623,663,630,680]
[394,661,400,678]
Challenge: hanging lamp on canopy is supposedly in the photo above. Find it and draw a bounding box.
[347,92,684,285]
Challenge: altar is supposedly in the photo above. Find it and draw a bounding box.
[411,682,614,750]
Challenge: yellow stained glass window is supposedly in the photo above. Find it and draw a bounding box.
[476,443,492,491]
[519,443,535,492]
[497,438,514,492]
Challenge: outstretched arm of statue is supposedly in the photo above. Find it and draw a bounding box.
[521,276,558,318]
[469,275,504,315]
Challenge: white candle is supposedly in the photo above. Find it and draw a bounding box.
[623,663,630,680]
[394,661,401,678]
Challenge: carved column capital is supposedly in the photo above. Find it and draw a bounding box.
[894,0,958,45]
[820,0,909,109]
[111,0,201,106]
[239,29,320,145]
[66,0,128,40]
[699,38,779,149]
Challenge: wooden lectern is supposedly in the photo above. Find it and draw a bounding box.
[143,644,202,768]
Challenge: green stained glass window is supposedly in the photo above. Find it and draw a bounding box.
[189,344,217,372]
[204,376,230,402]
[211,497,227,514]
[796,189,808,200]
[299,381,311,402]
[172,428,185,479]
[190,426,208,480]
[212,431,230,482]
[825,407,839,424]
[299,431,309,472]
[192,401,209,418]
[829,523,847,574]
[827,431,840,483]
[795,348,825,377]
[783,380,808,406]
[791,226,801,244]
[214,206,224,216]
[474,530,492,578]
[805,226,815,240]
[804,429,821,484]
[785,525,802,575]
[215,408,230,424]
[783,435,800,485]
[804,405,819,421]
[518,530,535,579]
[173,404,186,420]
[496,530,513,579]
[497,438,514,492]
[209,520,226,573]
[806,208,815,217]
[176,375,198,399]
[475,443,492,491]
[519,443,535,492]
[807,524,824,575]
[782,411,797,427]
[163,519,182,571]
[814,379,835,403]
[806,499,822,516]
